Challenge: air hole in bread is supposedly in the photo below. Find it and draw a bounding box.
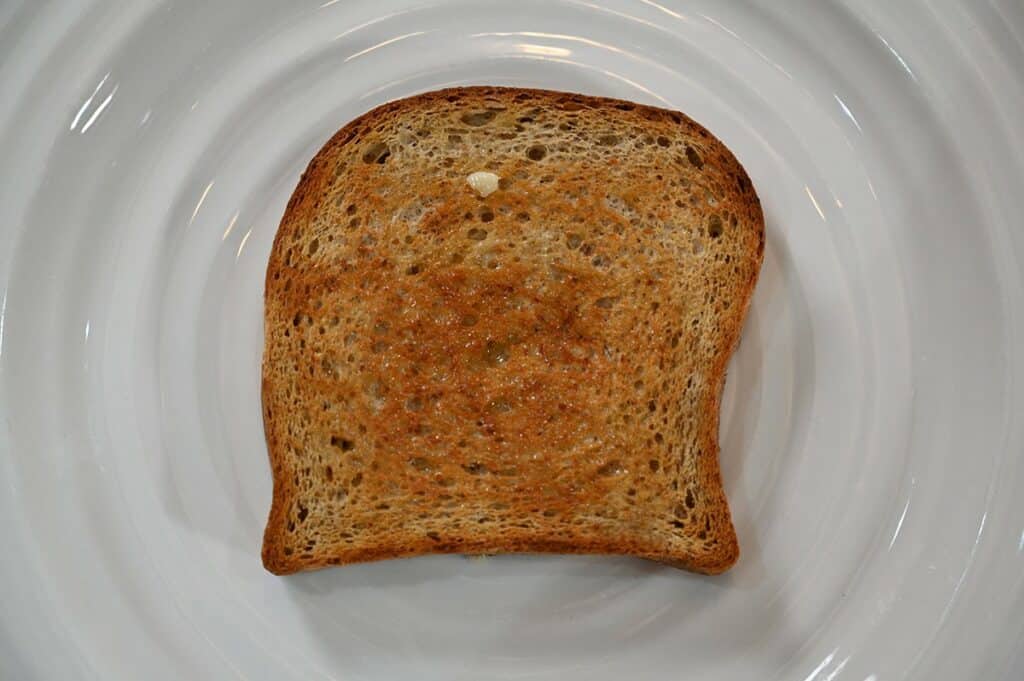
[685,145,703,168]
[526,144,547,161]
[330,436,355,452]
[483,340,509,366]
[362,142,390,164]
[708,214,723,238]
[463,462,487,475]
[409,457,432,472]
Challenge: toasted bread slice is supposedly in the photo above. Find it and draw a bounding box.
[261,87,764,575]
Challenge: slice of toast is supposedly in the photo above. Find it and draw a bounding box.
[261,87,764,575]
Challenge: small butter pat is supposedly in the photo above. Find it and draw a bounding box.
[467,171,500,198]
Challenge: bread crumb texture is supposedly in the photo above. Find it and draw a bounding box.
[261,87,764,575]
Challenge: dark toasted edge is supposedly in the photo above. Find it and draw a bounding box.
[261,86,765,575]
[263,530,739,576]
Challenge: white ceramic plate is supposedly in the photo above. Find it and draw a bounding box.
[2,1,1023,679]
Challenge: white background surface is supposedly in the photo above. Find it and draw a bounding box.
[1,1,1023,679]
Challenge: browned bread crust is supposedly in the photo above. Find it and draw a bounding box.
[261,87,764,575]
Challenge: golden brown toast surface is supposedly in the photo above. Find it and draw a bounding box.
[261,87,764,575]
